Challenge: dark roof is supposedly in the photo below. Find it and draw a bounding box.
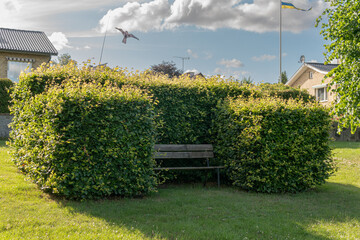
[0,28,58,55]
[306,62,339,73]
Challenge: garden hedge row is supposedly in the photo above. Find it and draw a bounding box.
[0,78,14,113]
[214,97,335,193]
[10,80,157,199]
[11,63,313,144]
[9,62,326,196]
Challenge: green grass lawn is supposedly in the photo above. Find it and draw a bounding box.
[1,140,359,240]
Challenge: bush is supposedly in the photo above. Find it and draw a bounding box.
[0,78,14,113]
[214,97,335,193]
[135,75,256,144]
[9,80,157,200]
[258,83,315,103]
[9,62,320,187]
[12,62,255,144]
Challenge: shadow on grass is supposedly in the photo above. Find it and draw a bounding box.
[59,182,360,240]
[330,141,360,149]
[0,140,7,147]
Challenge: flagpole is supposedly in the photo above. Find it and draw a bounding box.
[279,0,282,83]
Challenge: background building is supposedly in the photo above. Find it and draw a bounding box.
[286,62,339,105]
[0,28,58,82]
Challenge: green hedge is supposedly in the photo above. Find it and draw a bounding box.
[11,63,255,144]
[0,78,14,113]
[214,97,335,193]
[11,63,314,145]
[9,80,157,200]
[259,83,315,103]
[9,62,318,187]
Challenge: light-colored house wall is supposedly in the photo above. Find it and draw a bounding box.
[288,69,336,106]
[0,51,51,79]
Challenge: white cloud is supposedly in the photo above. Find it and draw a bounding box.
[252,54,276,62]
[0,0,132,33]
[48,32,71,51]
[3,0,21,12]
[187,49,198,59]
[0,0,327,36]
[97,0,327,33]
[218,58,244,68]
[98,0,171,33]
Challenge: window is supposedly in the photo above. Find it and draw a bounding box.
[316,87,328,102]
[309,71,313,79]
[7,61,32,82]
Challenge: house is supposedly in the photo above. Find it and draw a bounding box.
[183,69,205,79]
[286,62,339,105]
[0,27,58,82]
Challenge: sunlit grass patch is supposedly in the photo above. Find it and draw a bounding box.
[1,140,360,239]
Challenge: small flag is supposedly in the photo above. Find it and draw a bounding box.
[281,1,312,11]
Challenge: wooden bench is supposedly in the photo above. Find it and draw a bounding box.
[153,144,224,187]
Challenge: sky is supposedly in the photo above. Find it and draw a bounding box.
[0,0,330,83]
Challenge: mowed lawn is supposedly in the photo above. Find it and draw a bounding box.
[0,140,359,240]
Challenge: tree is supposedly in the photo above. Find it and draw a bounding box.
[150,61,182,78]
[57,53,74,66]
[316,0,360,133]
[279,71,288,84]
[240,76,253,85]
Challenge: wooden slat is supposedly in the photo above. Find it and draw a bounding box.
[154,144,213,152]
[154,151,214,159]
[154,166,225,170]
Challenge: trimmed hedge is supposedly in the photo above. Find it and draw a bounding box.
[214,97,335,193]
[11,63,255,144]
[9,62,319,188]
[0,78,14,113]
[15,63,313,145]
[9,80,157,200]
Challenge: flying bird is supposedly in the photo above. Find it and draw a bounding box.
[115,27,139,44]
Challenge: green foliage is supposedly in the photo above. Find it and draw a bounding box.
[56,53,76,66]
[9,62,322,188]
[9,79,157,200]
[0,78,14,113]
[13,62,255,144]
[279,71,288,84]
[137,75,255,144]
[214,97,335,193]
[316,0,360,133]
[259,83,315,103]
[240,76,253,85]
[150,61,182,78]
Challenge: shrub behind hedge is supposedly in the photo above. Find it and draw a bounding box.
[258,83,315,103]
[0,78,14,113]
[214,97,335,193]
[10,80,157,199]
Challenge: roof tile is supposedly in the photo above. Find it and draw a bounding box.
[0,28,58,55]
[306,62,338,73]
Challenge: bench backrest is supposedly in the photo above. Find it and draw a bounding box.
[154,144,213,159]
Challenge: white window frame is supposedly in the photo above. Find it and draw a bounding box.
[309,71,313,79]
[313,84,328,102]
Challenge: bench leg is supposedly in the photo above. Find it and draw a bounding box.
[217,168,220,187]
